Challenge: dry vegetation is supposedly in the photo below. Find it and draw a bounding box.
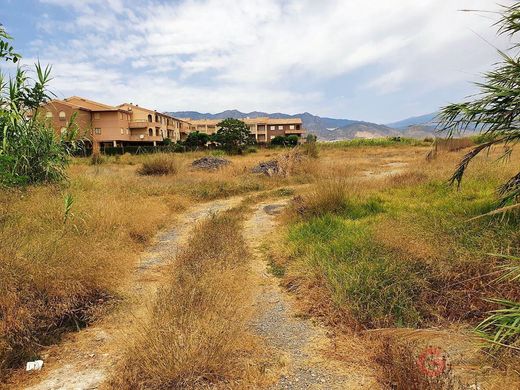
[1,141,518,388]
[110,209,270,389]
[0,149,312,380]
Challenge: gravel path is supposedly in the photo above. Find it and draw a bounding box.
[20,196,245,390]
[244,201,377,389]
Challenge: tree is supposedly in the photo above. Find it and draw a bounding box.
[438,4,520,210]
[184,131,209,150]
[0,25,20,63]
[213,118,254,153]
[437,5,520,353]
[306,133,318,143]
[0,26,77,186]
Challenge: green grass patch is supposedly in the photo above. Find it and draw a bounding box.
[283,174,519,328]
[318,137,430,149]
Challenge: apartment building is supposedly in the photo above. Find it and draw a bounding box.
[40,97,306,150]
[184,117,305,143]
[41,97,189,151]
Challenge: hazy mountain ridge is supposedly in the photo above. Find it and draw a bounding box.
[167,109,439,140]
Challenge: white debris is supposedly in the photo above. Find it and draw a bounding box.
[26,360,44,371]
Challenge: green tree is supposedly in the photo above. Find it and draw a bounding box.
[184,131,210,150]
[438,5,520,353]
[213,118,254,153]
[438,4,520,209]
[0,25,20,63]
[0,25,77,186]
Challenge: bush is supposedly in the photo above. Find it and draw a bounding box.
[137,154,179,176]
[0,29,77,187]
[271,136,287,146]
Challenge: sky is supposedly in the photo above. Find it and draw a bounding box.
[0,0,513,123]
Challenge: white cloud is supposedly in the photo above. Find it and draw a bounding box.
[29,0,513,119]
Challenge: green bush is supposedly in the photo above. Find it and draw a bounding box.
[0,28,78,187]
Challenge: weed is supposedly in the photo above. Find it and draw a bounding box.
[137,154,180,176]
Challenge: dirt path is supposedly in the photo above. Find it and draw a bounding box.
[19,196,245,390]
[244,201,380,389]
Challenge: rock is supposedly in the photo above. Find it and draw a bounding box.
[251,160,279,175]
[191,156,230,170]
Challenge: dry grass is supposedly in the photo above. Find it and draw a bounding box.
[137,153,181,176]
[0,148,306,379]
[110,210,269,389]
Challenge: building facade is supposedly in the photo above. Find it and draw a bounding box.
[184,117,305,143]
[40,97,306,150]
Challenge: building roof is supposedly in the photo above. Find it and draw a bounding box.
[46,99,92,112]
[64,96,126,112]
[118,103,190,123]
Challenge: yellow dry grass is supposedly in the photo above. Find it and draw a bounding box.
[109,210,271,389]
[0,148,309,379]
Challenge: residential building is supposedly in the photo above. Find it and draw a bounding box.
[183,117,305,143]
[39,97,306,150]
[40,97,188,151]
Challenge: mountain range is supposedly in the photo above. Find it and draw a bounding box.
[167,109,441,141]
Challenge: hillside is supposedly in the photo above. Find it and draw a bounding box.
[168,109,435,141]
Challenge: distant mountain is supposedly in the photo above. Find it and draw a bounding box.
[385,112,438,129]
[167,109,438,141]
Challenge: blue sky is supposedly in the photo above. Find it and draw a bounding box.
[0,0,512,123]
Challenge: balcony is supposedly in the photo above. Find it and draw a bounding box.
[285,128,305,135]
[129,134,164,142]
[129,120,161,129]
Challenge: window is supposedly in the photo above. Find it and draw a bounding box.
[278,125,283,130]
[120,128,124,135]
[45,112,53,118]
[59,111,66,120]
[120,113,124,120]
[126,128,129,135]
[94,128,101,135]
[94,113,100,119]
[289,125,295,130]
[270,125,275,130]
[148,128,153,136]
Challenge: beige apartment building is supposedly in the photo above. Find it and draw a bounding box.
[184,117,305,143]
[40,97,306,150]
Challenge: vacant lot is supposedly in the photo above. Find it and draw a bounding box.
[1,141,518,389]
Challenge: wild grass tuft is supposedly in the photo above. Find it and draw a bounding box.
[137,153,180,176]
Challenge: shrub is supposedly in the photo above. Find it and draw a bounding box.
[286,135,299,146]
[0,28,77,187]
[137,154,179,176]
[271,136,287,146]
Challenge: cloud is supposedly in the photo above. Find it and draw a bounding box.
[27,0,512,120]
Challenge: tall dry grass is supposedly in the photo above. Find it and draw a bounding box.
[137,153,181,176]
[110,211,267,389]
[0,167,191,377]
[0,146,319,379]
